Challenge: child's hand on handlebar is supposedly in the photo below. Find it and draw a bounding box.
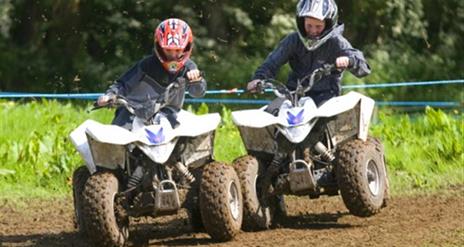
[335,56,351,69]
[246,79,261,93]
[97,93,116,106]
[186,69,202,82]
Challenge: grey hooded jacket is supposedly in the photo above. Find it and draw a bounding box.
[106,54,206,127]
[252,24,370,104]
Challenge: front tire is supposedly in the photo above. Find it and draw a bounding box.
[72,166,90,236]
[82,171,129,247]
[336,137,388,217]
[199,162,242,241]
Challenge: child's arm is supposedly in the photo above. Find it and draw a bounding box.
[252,33,297,81]
[106,61,143,96]
[335,36,371,78]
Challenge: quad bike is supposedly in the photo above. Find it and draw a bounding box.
[70,77,242,246]
[232,61,389,230]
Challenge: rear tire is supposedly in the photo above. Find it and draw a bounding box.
[336,137,388,217]
[185,168,204,232]
[72,166,90,236]
[199,162,243,241]
[233,155,281,231]
[82,171,129,247]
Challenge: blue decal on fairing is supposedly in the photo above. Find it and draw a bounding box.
[145,127,165,144]
[287,109,305,125]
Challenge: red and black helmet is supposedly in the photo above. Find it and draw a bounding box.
[154,18,193,73]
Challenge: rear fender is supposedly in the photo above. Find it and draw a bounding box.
[320,92,375,142]
[87,133,126,171]
[237,126,276,154]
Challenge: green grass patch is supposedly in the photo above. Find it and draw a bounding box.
[0,100,462,198]
[371,107,463,192]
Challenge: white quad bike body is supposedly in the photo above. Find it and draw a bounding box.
[232,64,389,230]
[232,90,374,147]
[70,79,242,246]
[71,110,220,175]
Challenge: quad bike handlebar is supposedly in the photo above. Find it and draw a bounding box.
[253,58,354,106]
[90,73,203,119]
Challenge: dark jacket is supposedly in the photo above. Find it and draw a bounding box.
[106,55,206,127]
[252,24,370,104]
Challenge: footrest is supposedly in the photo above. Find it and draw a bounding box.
[155,180,180,213]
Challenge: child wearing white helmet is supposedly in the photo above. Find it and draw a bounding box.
[248,0,370,106]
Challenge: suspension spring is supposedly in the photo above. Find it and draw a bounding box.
[314,142,335,162]
[128,165,144,188]
[174,162,195,183]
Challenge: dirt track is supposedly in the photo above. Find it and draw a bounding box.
[1,187,463,247]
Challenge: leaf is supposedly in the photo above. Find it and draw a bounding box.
[0,169,15,176]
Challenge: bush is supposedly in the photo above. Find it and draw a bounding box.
[0,101,462,196]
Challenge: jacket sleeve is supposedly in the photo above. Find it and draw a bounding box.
[252,34,296,80]
[184,60,207,98]
[105,61,144,96]
[334,36,371,78]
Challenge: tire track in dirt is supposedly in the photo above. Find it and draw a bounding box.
[0,187,463,246]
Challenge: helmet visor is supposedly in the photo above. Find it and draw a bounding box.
[163,48,184,61]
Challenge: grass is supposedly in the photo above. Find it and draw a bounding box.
[0,100,462,199]
[371,108,464,193]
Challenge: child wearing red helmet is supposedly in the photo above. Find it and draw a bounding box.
[98,18,205,129]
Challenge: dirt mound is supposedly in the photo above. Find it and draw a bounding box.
[1,187,463,246]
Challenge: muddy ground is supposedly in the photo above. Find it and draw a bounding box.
[0,186,463,247]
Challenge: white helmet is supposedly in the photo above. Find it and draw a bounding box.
[296,0,339,51]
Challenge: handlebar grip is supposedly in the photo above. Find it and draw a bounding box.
[188,79,204,85]
[348,57,355,68]
[90,102,107,112]
[255,81,265,94]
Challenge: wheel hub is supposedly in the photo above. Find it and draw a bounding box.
[228,181,240,220]
[366,160,380,196]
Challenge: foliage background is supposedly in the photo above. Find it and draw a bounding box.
[0,0,463,103]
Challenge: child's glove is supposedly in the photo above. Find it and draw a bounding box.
[186,69,202,82]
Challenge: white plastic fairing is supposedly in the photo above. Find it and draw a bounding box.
[358,95,374,141]
[316,92,374,140]
[137,140,178,164]
[277,119,318,143]
[87,134,126,170]
[173,110,221,137]
[69,120,97,173]
[315,92,373,118]
[232,98,318,129]
[82,110,220,146]
[232,91,375,143]
[231,109,281,129]
[85,120,139,145]
[70,110,221,170]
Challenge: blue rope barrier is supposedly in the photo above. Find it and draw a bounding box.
[342,79,464,89]
[375,101,460,107]
[0,79,462,107]
[189,99,460,107]
[0,79,462,98]
[0,92,458,107]
[0,93,101,99]
[191,79,464,94]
